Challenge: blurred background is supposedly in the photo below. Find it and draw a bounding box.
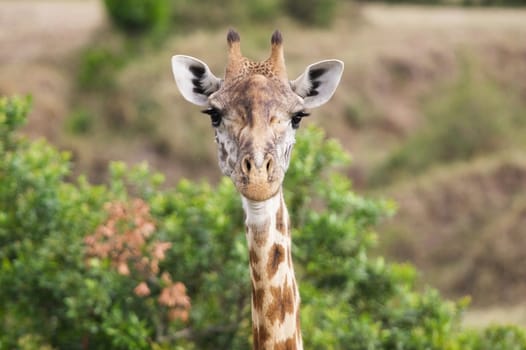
[1,0,526,346]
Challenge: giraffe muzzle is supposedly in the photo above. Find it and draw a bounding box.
[236,153,282,201]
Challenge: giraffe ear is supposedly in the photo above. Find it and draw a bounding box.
[171,55,222,106]
[291,60,344,109]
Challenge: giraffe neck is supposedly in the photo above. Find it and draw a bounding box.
[242,189,303,350]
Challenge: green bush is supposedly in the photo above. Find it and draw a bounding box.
[0,95,30,147]
[77,47,123,90]
[1,96,526,349]
[66,109,93,135]
[284,0,338,27]
[170,0,282,29]
[103,0,171,34]
[459,325,526,350]
[246,0,282,22]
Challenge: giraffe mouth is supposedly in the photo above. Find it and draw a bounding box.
[231,150,284,201]
[236,179,282,202]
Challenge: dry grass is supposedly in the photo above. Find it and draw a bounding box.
[363,5,526,29]
[464,303,526,329]
[0,0,104,142]
[0,0,103,64]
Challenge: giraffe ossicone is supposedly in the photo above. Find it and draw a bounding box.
[172,29,343,350]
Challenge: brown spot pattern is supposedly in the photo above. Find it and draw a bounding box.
[276,200,286,234]
[266,280,294,324]
[253,286,265,311]
[249,219,270,247]
[250,248,261,281]
[228,59,279,84]
[252,269,261,282]
[274,337,296,350]
[253,324,270,350]
[267,243,285,279]
[292,279,297,301]
[295,309,301,343]
[250,248,260,267]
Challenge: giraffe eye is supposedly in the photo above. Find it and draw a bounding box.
[291,111,310,129]
[202,107,223,127]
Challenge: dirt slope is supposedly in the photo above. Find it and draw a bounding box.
[0,0,104,139]
[0,0,103,64]
[381,154,526,307]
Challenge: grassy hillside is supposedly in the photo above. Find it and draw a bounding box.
[379,154,526,305]
[2,0,526,327]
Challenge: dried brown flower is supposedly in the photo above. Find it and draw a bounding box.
[134,282,151,297]
[85,199,190,323]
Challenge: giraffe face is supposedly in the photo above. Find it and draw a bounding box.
[171,30,344,202]
[207,74,303,201]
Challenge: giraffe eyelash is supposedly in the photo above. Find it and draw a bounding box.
[202,107,223,127]
[291,111,310,129]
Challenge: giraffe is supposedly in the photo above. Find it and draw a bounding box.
[171,29,343,350]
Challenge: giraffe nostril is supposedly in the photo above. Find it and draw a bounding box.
[241,154,275,176]
[265,156,273,174]
[241,156,252,175]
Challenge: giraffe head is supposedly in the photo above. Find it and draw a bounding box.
[172,30,343,201]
